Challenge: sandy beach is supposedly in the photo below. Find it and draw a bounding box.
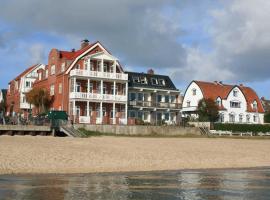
[0,135,269,174]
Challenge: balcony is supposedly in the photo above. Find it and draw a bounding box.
[20,102,31,109]
[70,69,128,81]
[129,100,181,109]
[79,116,90,124]
[70,92,127,102]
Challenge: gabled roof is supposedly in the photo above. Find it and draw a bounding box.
[9,64,39,84]
[193,80,264,113]
[126,71,178,91]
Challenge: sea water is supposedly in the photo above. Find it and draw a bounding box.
[0,168,269,200]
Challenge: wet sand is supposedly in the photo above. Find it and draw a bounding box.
[0,136,269,174]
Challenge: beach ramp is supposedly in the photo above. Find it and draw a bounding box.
[60,126,85,137]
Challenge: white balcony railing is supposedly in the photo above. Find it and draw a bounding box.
[79,116,90,124]
[70,69,128,81]
[20,102,31,109]
[70,92,127,102]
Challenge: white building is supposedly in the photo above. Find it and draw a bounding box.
[182,81,265,124]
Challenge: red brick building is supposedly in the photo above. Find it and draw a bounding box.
[33,40,128,124]
[6,64,45,118]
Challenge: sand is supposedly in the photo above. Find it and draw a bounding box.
[0,135,269,174]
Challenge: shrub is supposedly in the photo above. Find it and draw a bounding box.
[214,123,270,133]
[264,112,270,123]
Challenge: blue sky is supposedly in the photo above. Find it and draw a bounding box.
[0,0,269,98]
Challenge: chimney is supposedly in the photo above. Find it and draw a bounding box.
[147,69,154,75]
[81,39,89,49]
[214,81,218,85]
[239,83,244,87]
[71,48,75,52]
[219,81,223,85]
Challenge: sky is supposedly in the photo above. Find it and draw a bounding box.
[0,0,269,98]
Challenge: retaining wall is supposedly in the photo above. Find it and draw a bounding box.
[75,124,201,136]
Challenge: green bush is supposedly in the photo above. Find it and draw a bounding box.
[264,113,270,123]
[214,123,270,133]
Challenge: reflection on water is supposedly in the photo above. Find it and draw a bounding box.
[0,168,270,200]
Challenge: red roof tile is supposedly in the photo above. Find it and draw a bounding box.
[194,81,264,113]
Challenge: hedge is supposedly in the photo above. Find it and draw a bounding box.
[213,123,270,133]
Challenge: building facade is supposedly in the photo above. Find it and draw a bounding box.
[33,40,128,125]
[127,70,182,125]
[6,64,45,117]
[182,81,265,124]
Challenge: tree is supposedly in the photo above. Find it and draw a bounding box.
[264,112,270,123]
[197,98,219,122]
[26,87,52,114]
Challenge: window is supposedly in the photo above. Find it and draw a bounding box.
[102,107,106,117]
[61,63,65,72]
[38,73,42,80]
[158,79,165,86]
[89,83,93,93]
[187,101,191,107]
[216,98,222,107]
[138,111,143,120]
[246,115,250,123]
[239,114,243,123]
[151,78,158,85]
[253,115,257,122]
[128,110,136,118]
[96,106,100,118]
[84,59,88,70]
[25,81,30,88]
[157,95,162,102]
[138,93,143,101]
[109,65,114,73]
[76,82,81,92]
[133,77,140,83]
[50,84,55,96]
[22,96,26,103]
[90,62,94,71]
[115,85,118,95]
[165,95,169,103]
[51,65,55,75]
[219,113,224,122]
[230,101,241,108]
[76,106,80,116]
[97,62,101,71]
[164,113,170,121]
[141,77,147,84]
[45,69,48,78]
[129,93,136,101]
[103,84,107,94]
[59,83,62,94]
[253,101,258,110]
[229,113,235,123]
[192,89,197,96]
[171,96,176,103]
[75,64,80,70]
[233,90,238,97]
[103,63,108,72]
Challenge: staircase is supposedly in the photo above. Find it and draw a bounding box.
[60,126,86,137]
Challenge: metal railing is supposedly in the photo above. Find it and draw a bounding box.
[70,69,128,80]
[129,100,181,109]
[70,92,127,102]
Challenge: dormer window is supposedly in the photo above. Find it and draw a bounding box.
[75,64,80,70]
[230,101,241,108]
[233,90,238,97]
[192,89,196,96]
[252,101,258,110]
[187,101,191,107]
[141,77,147,84]
[151,78,158,85]
[216,97,222,107]
[158,79,165,86]
[133,77,140,83]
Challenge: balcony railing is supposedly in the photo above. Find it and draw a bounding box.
[129,100,181,109]
[70,92,127,102]
[70,69,128,80]
[79,116,90,124]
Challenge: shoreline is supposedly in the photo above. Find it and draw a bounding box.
[1,166,270,176]
[1,136,270,175]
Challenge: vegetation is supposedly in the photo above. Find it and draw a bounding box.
[264,112,270,123]
[197,98,219,122]
[26,87,53,114]
[214,123,270,133]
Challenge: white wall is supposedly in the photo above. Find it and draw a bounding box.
[182,82,203,111]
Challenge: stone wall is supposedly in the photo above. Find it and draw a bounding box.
[188,122,211,129]
[75,124,201,136]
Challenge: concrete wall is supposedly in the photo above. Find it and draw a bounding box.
[188,122,211,129]
[75,124,201,136]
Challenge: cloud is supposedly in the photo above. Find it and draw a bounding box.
[0,0,188,69]
[28,43,46,64]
